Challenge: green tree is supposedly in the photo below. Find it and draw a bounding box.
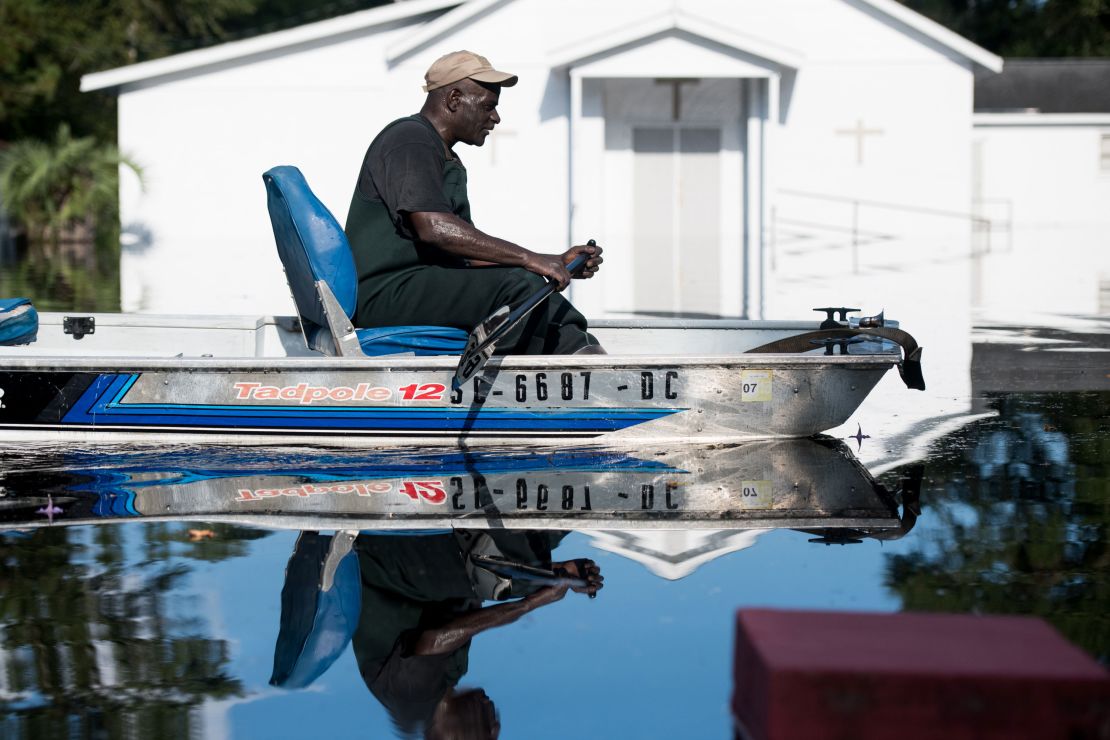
[0,525,250,737]
[0,0,272,143]
[0,123,141,258]
[1037,0,1110,56]
[883,392,1110,662]
[0,0,390,144]
[899,0,1110,56]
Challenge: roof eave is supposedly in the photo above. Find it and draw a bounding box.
[385,0,508,64]
[547,10,805,72]
[862,0,1003,72]
[80,0,463,93]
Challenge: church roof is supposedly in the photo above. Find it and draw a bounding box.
[543,8,806,73]
[82,0,1001,93]
[80,0,462,92]
[975,59,1110,113]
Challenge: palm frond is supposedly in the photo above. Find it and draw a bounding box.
[0,124,143,247]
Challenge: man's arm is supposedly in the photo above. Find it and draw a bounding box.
[411,584,567,656]
[409,211,602,290]
[410,558,604,656]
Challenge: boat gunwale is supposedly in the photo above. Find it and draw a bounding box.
[0,513,901,533]
[0,353,900,372]
[28,312,836,332]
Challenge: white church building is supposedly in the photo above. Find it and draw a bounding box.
[81,0,1018,326]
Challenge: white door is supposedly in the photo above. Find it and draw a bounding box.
[632,126,722,316]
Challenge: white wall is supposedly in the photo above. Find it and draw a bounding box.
[111,0,982,343]
[117,19,441,314]
[971,114,1110,320]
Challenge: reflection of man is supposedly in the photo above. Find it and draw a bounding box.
[351,531,602,738]
[344,50,605,355]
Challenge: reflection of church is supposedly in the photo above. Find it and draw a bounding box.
[588,529,769,580]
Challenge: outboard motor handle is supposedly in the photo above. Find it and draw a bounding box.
[857,310,885,328]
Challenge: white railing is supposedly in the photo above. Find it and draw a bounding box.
[771,189,1012,273]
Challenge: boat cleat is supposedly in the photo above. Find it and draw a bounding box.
[812,306,861,329]
[810,336,867,355]
[806,531,865,545]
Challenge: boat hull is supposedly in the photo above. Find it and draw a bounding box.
[0,353,894,446]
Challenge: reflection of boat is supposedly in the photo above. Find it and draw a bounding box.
[0,437,918,539]
[0,168,923,448]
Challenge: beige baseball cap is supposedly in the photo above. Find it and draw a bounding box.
[422,50,518,92]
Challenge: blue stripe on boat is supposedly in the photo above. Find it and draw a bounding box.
[62,374,683,432]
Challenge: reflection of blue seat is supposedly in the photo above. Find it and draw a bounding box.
[262,166,467,357]
[270,531,361,689]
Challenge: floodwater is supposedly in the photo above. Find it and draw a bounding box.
[0,319,1107,739]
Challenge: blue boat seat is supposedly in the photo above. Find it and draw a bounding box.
[0,298,38,346]
[262,165,467,357]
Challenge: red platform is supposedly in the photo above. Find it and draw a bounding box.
[732,609,1110,740]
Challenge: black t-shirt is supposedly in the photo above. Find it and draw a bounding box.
[355,115,463,237]
[345,115,473,296]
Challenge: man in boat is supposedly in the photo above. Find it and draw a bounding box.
[345,50,606,355]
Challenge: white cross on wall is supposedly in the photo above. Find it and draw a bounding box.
[836,119,884,165]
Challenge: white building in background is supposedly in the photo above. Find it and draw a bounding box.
[971,60,1110,320]
[81,0,1000,338]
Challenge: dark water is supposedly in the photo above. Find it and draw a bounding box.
[0,390,1106,739]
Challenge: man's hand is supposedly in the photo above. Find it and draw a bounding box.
[563,243,603,280]
[520,243,604,291]
[521,252,574,290]
[553,559,604,597]
[521,559,603,607]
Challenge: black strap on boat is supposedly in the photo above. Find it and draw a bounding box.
[746,327,926,391]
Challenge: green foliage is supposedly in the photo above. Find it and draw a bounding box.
[883,392,1110,662]
[1036,0,1110,56]
[0,123,142,250]
[0,525,249,735]
[899,0,1110,56]
[0,1,114,141]
[0,124,139,310]
[0,0,391,143]
[0,0,268,142]
[0,0,387,309]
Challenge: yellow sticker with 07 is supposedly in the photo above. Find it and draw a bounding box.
[739,480,772,509]
[741,369,772,402]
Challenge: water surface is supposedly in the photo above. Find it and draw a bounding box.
[0,333,1106,738]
